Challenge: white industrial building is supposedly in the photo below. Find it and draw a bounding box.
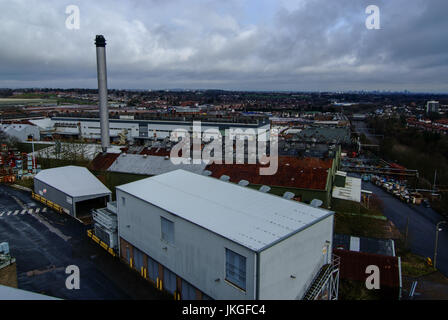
[115,169,338,300]
[34,166,112,220]
[0,123,40,142]
[48,116,270,142]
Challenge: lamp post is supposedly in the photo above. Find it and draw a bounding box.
[434,221,447,269]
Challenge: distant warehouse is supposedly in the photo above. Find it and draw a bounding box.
[34,166,111,221]
[115,170,338,300]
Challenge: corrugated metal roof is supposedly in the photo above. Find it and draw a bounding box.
[35,165,111,198]
[334,249,400,289]
[108,154,207,176]
[89,152,120,171]
[117,169,333,252]
[206,156,332,190]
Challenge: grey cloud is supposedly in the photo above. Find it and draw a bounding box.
[0,0,447,92]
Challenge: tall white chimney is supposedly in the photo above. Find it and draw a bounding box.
[95,35,110,152]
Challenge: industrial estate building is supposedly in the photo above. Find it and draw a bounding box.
[47,115,270,143]
[115,169,338,300]
[0,123,40,142]
[34,166,111,219]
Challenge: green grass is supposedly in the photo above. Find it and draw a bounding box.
[93,171,150,200]
[14,177,34,190]
[334,212,392,239]
[338,279,383,300]
[17,143,51,153]
[396,243,435,277]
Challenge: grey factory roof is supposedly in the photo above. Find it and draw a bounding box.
[35,165,111,198]
[117,169,333,252]
[107,153,207,176]
[0,285,59,300]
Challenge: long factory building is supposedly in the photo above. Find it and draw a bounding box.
[45,116,271,142]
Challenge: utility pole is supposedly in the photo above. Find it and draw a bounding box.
[434,221,447,269]
[405,216,409,248]
[31,134,35,172]
[433,169,437,192]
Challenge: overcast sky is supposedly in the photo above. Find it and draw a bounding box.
[0,0,447,92]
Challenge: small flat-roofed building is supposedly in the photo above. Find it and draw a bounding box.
[34,166,111,220]
[116,169,337,300]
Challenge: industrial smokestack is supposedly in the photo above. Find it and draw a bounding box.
[95,35,110,152]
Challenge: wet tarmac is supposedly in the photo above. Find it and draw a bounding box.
[0,184,167,300]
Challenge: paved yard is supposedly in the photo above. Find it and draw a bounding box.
[0,184,168,300]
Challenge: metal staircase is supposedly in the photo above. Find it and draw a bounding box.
[303,255,340,300]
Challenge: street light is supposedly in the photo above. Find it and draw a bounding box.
[434,220,447,269]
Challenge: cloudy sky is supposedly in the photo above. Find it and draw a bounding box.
[0,0,447,92]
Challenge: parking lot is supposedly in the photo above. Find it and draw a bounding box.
[0,184,167,300]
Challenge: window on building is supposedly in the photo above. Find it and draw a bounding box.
[161,217,174,244]
[225,248,246,290]
[121,196,126,206]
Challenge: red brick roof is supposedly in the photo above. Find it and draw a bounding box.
[89,152,120,171]
[206,156,332,190]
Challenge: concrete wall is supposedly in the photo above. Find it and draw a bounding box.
[258,214,334,299]
[116,189,257,300]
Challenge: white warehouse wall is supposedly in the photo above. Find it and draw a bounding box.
[258,214,334,300]
[116,189,257,300]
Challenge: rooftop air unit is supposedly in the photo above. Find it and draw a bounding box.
[259,185,271,193]
[283,192,295,200]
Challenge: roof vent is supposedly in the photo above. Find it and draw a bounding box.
[164,155,169,160]
[259,185,271,193]
[202,170,212,176]
[310,199,323,208]
[238,180,249,187]
[219,175,230,182]
[283,192,295,200]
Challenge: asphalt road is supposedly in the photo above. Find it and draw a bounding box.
[0,184,167,300]
[362,181,448,277]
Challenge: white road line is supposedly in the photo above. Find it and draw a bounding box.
[7,211,12,216]
[20,209,26,215]
[36,208,40,213]
[14,210,19,215]
[42,208,47,213]
[0,212,4,217]
[28,209,33,214]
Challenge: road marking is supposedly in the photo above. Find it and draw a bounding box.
[7,211,12,216]
[42,208,47,213]
[28,209,33,214]
[35,208,40,213]
[13,210,18,216]
[0,212,3,217]
[20,209,26,215]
